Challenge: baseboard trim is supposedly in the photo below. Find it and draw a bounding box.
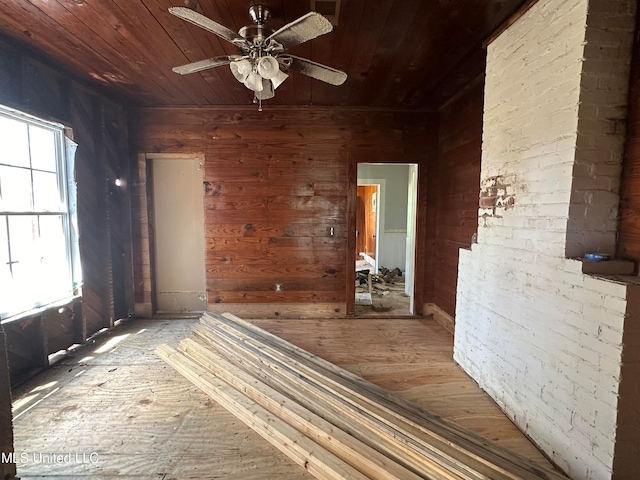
[424,303,455,335]
[206,303,346,319]
[134,302,153,319]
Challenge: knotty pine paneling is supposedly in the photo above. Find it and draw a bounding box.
[433,79,483,319]
[423,156,438,308]
[619,10,640,264]
[137,107,433,317]
[0,34,135,384]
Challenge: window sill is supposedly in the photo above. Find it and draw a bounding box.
[0,295,82,326]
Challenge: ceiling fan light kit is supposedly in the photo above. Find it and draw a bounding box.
[230,59,252,82]
[169,4,347,110]
[257,56,280,80]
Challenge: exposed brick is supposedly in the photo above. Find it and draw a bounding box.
[455,0,636,478]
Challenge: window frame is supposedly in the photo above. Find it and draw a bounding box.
[0,105,78,322]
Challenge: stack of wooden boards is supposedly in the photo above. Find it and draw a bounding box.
[156,313,567,480]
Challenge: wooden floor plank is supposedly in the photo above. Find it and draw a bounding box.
[156,344,370,480]
[189,322,468,480]
[197,314,564,479]
[177,337,434,480]
[11,317,556,478]
[12,320,311,479]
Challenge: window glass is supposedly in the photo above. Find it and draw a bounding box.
[0,216,10,293]
[29,125,58,172]
[37,215,71,302]
[33,170,61,211]
[0,165,33,211]
[7,215,38,307]
[8,215,38,269]
[0,116,30,168]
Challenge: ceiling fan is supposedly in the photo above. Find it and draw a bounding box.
[169,5,348,109]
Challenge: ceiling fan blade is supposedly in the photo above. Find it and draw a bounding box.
[266,12,332,49]
[169,7,250,49]
[285,55,347,86]
[173,56,233,75]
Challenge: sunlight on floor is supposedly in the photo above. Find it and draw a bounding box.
[94,333,130,354]
[12,331,134,420]
[13,386,60,421]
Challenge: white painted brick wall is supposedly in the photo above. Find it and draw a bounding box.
[457,245,631,479]
[454,0,636,478]
[567,0,637,257]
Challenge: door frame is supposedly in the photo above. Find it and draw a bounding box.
[346,159,426,317]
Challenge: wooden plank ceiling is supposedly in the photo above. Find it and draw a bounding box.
[0,0,526,108]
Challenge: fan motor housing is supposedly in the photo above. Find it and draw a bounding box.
[239,24,273,45]
[241,5,272,45]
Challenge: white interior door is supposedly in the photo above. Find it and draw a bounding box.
[405,165,418,313]
[152,158,206,312]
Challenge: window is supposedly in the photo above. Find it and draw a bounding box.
[0,105,79,321]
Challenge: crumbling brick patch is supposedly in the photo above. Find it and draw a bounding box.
[479,175,517,224]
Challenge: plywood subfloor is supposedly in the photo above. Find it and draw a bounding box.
[12,317,557,479]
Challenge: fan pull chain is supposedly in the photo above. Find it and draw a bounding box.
[252,93,263,112]
[258,46,263,112]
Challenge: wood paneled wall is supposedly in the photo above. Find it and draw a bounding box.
[430,79,484,323]
[0,34,135,384]
[0,325,15,478]
[619,10,640,264]
[136,107,433,318]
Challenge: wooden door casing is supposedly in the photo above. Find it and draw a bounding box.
[355,192,365,258]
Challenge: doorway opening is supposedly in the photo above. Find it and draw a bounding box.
[354,163,418,317]
[356,184,380,270]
